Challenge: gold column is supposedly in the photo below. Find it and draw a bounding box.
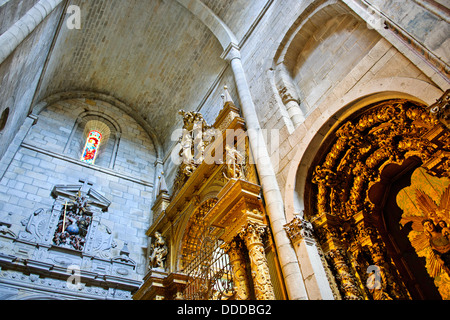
[353,215,409,300]
[312,213,364,300]
[239,222,275,300]
[223,238,251,300]
[327,248,363,300]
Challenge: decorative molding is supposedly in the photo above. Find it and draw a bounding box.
[21,142,154,188]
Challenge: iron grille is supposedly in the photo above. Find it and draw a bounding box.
[183,233,235,300]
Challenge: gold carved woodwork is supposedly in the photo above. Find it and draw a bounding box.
[239,221,276,300]
[207,178,267,244]
[398,167,450,299]
[352,215,409,300]
[224,145,245,180]
[140,88,277,300]
[429,89,450,129]
[173,110,216,194]
[181,198,218,268]
[133,270,189,300]
[149,231,168,270]
[327,248,363,300]
[309,98,450,300]
[223,239,251,300]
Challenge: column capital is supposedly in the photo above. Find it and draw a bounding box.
[221,42,241,62]
[284,216,315,245]
[222,237,245,260]
[154,158,164,167]
[238,221,267,247]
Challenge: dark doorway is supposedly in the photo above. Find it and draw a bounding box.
[378,165,442,300]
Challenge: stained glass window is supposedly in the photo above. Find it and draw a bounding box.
[80,130,102,164]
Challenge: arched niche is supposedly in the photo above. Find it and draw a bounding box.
[273,0,382,126]
[286,83,444,223]
[302,97,450,299]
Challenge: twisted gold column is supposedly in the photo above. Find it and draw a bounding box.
[239,222,275,300]
[223,239,251,300]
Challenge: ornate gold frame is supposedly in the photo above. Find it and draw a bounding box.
[306,95,450,300]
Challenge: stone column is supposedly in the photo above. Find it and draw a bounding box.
[284,216,334,300]
[222,43,308,300]
[239,222,275,300]
[223,239,251,300]
[0,0,64,64]
[277,64,305,127]
[0,114,37,180]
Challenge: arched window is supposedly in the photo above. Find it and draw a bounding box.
[80,130,103,164]
[79,120,111,165]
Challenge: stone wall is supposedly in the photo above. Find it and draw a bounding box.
[0,98,157,299]
[0,0,448,300]
[219,0,447,219]
[0,1,63,161]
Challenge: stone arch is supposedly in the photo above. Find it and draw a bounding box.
[305,98,441,220]
[272,0,377,126]
[32,91,163,159]
[300,97,450,299]
[284,80,444,222]
[174,0,238,51]
[274,0,351,72]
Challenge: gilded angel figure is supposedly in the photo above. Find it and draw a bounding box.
[400,186,450,277]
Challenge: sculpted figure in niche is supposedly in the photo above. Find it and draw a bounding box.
[423,219,450,269]
[224,145,244,180]
[149,232,168,270]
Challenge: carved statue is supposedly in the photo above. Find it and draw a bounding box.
[176,110,216,180]
[179,110,208,131]
[149,232,168,270]
[400,187,450,277]
[224,145,244,180]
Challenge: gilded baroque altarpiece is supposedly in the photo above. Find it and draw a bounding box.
[133,89,282,300]
[308,94,450,300]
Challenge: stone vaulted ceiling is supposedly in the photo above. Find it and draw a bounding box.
[35,0,269,155]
